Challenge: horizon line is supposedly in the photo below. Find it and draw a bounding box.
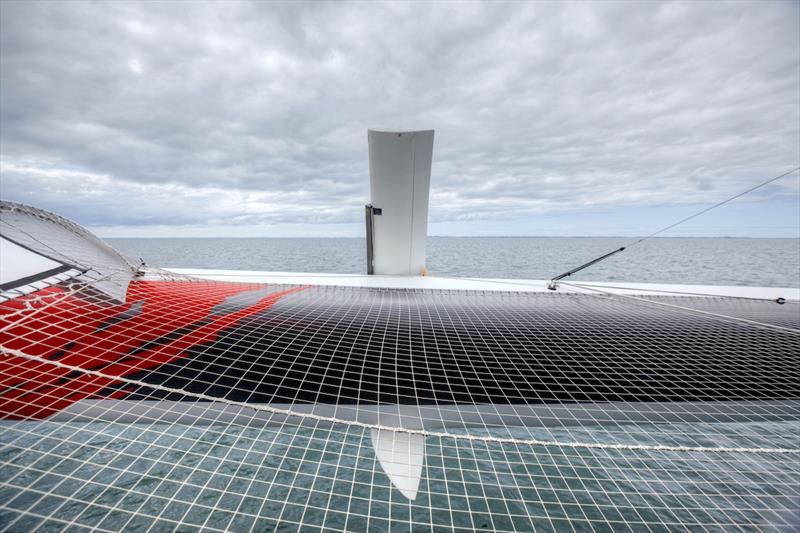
[102,234,799,240]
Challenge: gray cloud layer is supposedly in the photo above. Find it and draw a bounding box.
[1,1,798,234]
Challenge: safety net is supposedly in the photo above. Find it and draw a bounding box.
[1,201,798,531]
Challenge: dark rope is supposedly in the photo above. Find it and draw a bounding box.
[547,247,626,289]
[548,166,800,289]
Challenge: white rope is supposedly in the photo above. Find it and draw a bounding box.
[561,281,800,335]
[2,345,797,456]
[558,281,798,303]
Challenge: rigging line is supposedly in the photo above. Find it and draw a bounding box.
[454,276,797,304]
[2,345,799,455]
[561,281,800,335]
[560,282,798,303]
[548,166,800,289]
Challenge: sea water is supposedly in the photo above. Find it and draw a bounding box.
[1,421,799,531]
[107,237,800,287]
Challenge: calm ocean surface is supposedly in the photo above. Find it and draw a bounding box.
[108,237,800,287]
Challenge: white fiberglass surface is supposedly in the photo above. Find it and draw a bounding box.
[0,236,63,286]
[164,268,800,300]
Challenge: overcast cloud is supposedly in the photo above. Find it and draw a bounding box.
[1,0,798,237]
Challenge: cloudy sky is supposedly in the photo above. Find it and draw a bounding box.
[1,0,798,238]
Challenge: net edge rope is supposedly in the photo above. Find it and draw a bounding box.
[2,345,798,456]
